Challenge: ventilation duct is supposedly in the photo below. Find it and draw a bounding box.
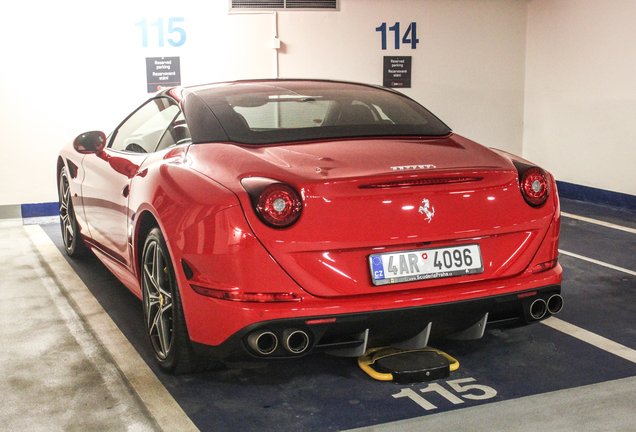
[230,0,338,11]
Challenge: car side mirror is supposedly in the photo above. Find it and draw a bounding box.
[73,131,107,154]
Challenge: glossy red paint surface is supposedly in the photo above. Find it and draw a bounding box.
[57,80,562,354]
[186,136,557,299]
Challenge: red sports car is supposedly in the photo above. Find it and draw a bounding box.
[57,79,562,373]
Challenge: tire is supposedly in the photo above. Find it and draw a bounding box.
[141,227,214,374]
[58,167,87,257]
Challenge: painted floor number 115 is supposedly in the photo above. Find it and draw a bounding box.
[393,378,497,411]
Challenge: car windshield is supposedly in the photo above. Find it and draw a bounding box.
[187,81,451,145]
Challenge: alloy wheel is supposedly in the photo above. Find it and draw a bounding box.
[59,170,75,251]
[142,238,175,360]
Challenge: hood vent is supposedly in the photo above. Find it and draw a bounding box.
[359,176,483,189]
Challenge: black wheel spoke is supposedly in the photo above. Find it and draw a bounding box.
[144,247,162,294]
[157,305,171,356]
[146,292,161,329]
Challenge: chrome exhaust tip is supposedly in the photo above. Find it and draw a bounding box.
[247,330,278,355]
[529,298,547,320]
[281,329,310,354]
[547,294,564,315]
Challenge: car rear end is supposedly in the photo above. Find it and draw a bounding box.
[181,137,561,361]
[175,80,562,361]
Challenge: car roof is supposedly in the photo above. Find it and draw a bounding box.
[160,78,398,100]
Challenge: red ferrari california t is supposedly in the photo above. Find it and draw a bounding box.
[57,79,562,373]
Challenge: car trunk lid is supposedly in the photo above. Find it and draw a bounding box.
[187,134,556,298]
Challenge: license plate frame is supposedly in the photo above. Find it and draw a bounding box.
[369,244,484,286]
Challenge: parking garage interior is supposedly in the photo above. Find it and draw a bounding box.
[1,1,635,431]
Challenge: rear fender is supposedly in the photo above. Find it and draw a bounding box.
[524,173,561,276]
[128,150,241,294]
[172,205,305,345]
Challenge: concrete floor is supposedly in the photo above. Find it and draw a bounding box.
[348,376,636,431]
[1,198,635,431]
[0,225,194,432]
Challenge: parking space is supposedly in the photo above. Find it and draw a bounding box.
[38,197,636,431]
[558,200,636,351]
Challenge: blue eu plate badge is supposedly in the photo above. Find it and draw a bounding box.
[371,255,385,281]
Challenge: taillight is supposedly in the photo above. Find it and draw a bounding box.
[515,163,550,207]
[242,178,303,228]
[257,184,302,227]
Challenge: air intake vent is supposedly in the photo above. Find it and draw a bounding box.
[230,0,338,11]
[360,177,483,189]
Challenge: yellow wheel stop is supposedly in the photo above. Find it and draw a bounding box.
[358,347,459,383]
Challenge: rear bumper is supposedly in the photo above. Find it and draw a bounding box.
[174,196,563,362]
[193,284,561,362]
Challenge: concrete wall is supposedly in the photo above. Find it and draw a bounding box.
[2,0,633,207]
[276,0,527,152]
[0,0,528,207]
[523,0,636,196]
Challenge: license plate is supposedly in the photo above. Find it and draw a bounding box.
[369,244,483,286]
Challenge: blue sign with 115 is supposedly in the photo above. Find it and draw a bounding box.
[135,18,186,48]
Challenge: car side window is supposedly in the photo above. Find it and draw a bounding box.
[156,112,191,151]
[110,98,180,153]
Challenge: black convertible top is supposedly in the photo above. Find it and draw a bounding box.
[176,79,451,145]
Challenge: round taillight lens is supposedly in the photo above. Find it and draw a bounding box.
[521,167,549,206]
[256,184,302,227]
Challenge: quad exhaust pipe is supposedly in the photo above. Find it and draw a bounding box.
[529,298,547,320]
[547,294,564,315]
[248,294,566,356]
[247,330,278,355]
[282,329,310,354]
[247,328,310,356]
[528,294,564,320]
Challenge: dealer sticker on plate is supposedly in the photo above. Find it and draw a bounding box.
[369,244,483,286]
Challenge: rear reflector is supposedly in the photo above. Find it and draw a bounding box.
[191,285,301,302]
[531,258,558,274]
[305,318,337,325]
